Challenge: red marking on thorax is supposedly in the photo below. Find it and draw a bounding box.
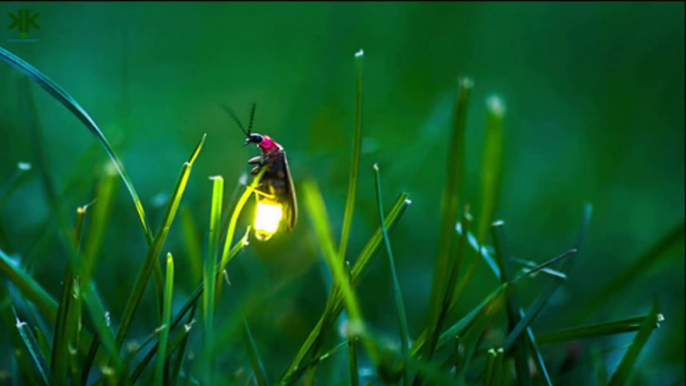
[258,135,281,154]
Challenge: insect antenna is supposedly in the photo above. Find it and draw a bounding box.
[221,104,249,137]
[247,103,257,135]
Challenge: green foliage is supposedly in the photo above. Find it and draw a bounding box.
[1,9,683,384]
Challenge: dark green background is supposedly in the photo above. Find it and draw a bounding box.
[1,2,684,385]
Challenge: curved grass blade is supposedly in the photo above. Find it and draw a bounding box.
[51,206,88,384]
[202,176,224,384]
[426,78,472,347]
[0,46,152,242]
[338,48,365,263]
[373,164,410,384]
[537,314,664,345]
[154,254,174,386]
[115,134,206,349]
[243,318,269,386]
[608,300,660,386]
[15,310,50,386]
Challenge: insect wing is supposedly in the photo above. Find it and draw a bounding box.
[280,151,298,232]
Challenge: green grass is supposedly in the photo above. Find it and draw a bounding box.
[0,45,681,386]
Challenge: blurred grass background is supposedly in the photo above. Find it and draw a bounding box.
[0,2,684,385]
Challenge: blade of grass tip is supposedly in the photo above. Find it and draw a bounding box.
[115,134,206,350]
[302,180,378,363]
[373,164,410,383]
[180,206,203,286]
[215,167,267,303]
[51,205,88,384]
[501,249,578,353]
[425,78,472,353]
[15,308,50,386]
[449,96,506,310]
[0,283,41,386]
[579,221,684,321]
[202,176,223,384]
[281,193,410,382]
[536,313,664,345]
[491,221,531,386]
[454,223,500,279]
[0,161,32,208]
[608,300,660,386]
[243,318,269,386]
[338,48,365,264]
[155,254,174,386]
[0,46,153,243]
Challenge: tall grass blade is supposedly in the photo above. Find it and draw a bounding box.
[50,206,88,384]
[170,303,198,386]
[608,300,660,386]
[115,134,206,349]
[0,46,152,241]
[426,78,472,345]
[373,164,410,384]
[338,48,365,263]
[302,180,378,362]
[491,221,530,386]
[281,193,410,382]
[154,254,174,386]
[243,318,269,386]
[202,176,224,384]
[180,206,203,286]
[215,167,267,303]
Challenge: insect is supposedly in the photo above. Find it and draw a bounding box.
[223,103,297,241]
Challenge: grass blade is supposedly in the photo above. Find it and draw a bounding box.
[243,318,269,386]
[348,333,359,386]
[180,206,203,286]
[491,221,530,386]
[16,311,50,386]
[338,48,365,263]
[281,193,410,382]
[50,205,88,384]
[154,254,174,386]
[115,134,206,349]
[425,78,472,349]
[170,303,197,386]
[579,221,684,321]
[0,162,32,208]
[0,46,152,242]
[0,249,58,323]
[202,176,224,384]
[537,313,664,345]
[215,167,267,303]
[302,180,378,363]
[608,300,660,386]
[373,164,410,384]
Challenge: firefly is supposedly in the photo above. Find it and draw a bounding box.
[223,103,297,241]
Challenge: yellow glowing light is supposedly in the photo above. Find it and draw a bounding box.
[254,201,283,240]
